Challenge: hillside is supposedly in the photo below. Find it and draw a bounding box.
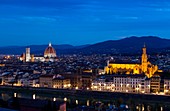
[0,36,170,55]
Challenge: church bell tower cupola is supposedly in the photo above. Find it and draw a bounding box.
[141,43,148,73]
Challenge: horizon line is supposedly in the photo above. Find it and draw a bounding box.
[0,35,166,47]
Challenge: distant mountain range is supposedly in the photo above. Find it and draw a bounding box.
[1,36,170,55]
[80,36,170,55]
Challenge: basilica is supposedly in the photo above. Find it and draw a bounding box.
[104,45,158,78]
[20,43,57,62]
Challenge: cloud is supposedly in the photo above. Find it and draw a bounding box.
[0,0,89,10]
[155,8,170,12]
[22,16,57,22]
[0,16,59,24]
[114,15,139,20]
[138,1,170,12]
[0,18,19,24]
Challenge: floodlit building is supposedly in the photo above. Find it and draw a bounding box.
[39,75,53,88]
[164,78,170,94]
[25,48,31,62]
[91,74,150,93]
[60,72,82,89]
[81,73,93,90]
[39,74,71,89]
[91,76,113,91]
[53,75,71,89]
[144,78,151,93]
[20,43,57,62]
[104,45,158,78]
[44,43,57,58]
[150,75,161,93]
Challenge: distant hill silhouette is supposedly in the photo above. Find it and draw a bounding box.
[80,36,170,54]
[0,36,170,55]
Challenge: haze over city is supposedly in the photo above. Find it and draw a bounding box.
[0,0,170,46]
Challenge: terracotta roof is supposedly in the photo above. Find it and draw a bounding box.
[44,43,56,56]
[44,47,56,55]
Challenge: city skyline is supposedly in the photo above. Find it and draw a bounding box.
[0,0,170,46]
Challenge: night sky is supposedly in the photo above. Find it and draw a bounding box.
[0,0,170,46]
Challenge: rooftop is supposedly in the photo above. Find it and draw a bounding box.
[109,60,140,64]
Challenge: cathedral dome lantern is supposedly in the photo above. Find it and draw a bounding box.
[44,43,57,58]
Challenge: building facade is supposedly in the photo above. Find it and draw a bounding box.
[39,75,53,88]
[20,43,57,62]
[60,73,82,89]
[164,78,170,94]
[53,76,71,89]
[104,45,158,78]
[150,75,161,93]
[91,74,150,93]
[39,74,71,89]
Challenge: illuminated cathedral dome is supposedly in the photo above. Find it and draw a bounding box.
[44,43,57,58]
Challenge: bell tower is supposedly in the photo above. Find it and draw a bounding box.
[141,43,148,73]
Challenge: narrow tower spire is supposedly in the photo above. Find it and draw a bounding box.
[141,44,148,73]
[143,43,146,54]
[144,42,146,48]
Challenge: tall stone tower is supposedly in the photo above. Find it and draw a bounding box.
[141,44,148,73]
[26,48,31,62]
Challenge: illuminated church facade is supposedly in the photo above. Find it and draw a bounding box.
[20,43,57,62]
[104,45,158,78]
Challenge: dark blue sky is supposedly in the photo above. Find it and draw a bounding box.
[0,0,170,46]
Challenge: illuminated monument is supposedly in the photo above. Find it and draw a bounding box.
[20,43,57,62]
[104,44,158,78]
[44,43,57,62]
[25,48,31,62]
[44,43,57,58]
